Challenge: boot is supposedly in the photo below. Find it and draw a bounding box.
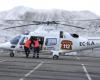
[37,54,39,58]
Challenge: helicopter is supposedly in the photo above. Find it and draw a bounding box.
[0,20,100,59]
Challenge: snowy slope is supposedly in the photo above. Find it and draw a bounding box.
[0,6,100,42]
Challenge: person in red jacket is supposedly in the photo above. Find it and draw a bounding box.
[33,38,40,58]
[24,38,32,58]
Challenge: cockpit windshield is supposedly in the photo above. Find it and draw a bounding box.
[10,35,21,45]
[19,37,26,45]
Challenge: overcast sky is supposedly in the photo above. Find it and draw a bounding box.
[0,0,100,15]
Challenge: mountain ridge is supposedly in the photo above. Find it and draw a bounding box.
[0,6,100,42]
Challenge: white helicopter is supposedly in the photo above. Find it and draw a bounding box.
[0,20,100,59]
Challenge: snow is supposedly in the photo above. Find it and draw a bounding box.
[0,6,100,42]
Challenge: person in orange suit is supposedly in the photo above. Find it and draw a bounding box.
[24,38,32,58]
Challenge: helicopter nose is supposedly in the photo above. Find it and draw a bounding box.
[0,42,12,49]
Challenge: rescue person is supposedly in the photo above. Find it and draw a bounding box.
[33,38,40,58]
[24,38,31,58]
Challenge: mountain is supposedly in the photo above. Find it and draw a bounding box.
[0,6,100,42]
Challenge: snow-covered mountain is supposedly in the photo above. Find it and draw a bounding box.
[0,6,100,42]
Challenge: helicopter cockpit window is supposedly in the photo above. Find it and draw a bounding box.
[10,35,21,45]
[70,34,79,38]
[45,38,57,46]
[19,37,26,45]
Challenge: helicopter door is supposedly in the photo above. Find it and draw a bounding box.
[44,38,57,51]
[30,36,44,50]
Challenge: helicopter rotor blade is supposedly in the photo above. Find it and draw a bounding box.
[1,18,100,22]
[34,21,86,29]
[0,19,27,21]
[60,23,86,29]
[2,20,86,30]
[69,18,100,21]
[2,23,38,30]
